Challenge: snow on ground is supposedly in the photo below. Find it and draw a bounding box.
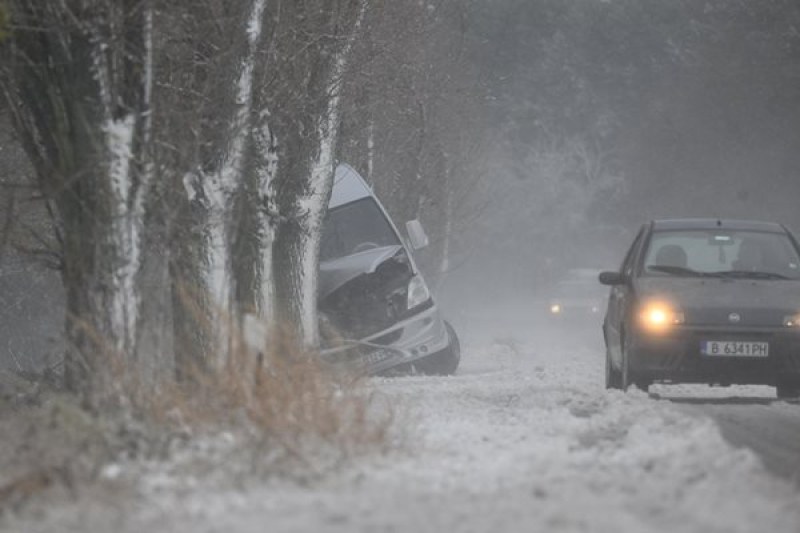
[11,305,800,533]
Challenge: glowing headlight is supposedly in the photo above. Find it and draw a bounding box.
[550,303,562,314]
[638,301,684,332]
[407,275,431,310]
[783,314,800,327]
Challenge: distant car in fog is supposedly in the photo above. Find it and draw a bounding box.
[547,268,606,319]
[600,218,800,398]
[316,164,460,376]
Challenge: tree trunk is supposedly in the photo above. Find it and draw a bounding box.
[252,113,280,323]
[231,108,279,353]
[436,160,454,294]
[271,0,366,348]
[186,0,268,367]
[4,1,154,399]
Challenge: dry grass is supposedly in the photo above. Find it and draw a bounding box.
[141,326,396,472]
[0,384,116,515]
[0,323,396,515]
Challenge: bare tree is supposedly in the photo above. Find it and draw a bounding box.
[266,0,367,347]
[2,0,154,397]
[1,0,369,398]
[175,0,269,366]
[339,0,488,289]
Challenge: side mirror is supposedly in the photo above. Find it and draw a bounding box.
[405,219,429,250]
[599,271,626,286]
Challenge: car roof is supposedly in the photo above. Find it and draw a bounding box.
[329,163,372,209]
[650,218,787,233]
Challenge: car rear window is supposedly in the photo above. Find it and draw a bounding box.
[642,229,800,279]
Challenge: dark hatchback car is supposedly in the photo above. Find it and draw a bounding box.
[600,219,800,398]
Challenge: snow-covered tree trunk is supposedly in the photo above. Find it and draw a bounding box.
[271,0,367,348]
[252,113,279,322]
[272,86,343,347]
[101,3,155,358]
[233,106,279,354]
[188,0,267,366]
[295,90,343,346]
[4,0,155,397]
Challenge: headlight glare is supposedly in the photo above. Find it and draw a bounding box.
[638,301,684,332]
[407,275,430,310]
[783,314,800,327]
[550,303,562,314]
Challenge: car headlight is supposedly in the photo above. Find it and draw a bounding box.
[550,303,562,314]
[783,314,800,327]
[638,300,684,332]
[407,275,431,310]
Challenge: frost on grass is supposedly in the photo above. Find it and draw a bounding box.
[46,335,799,533]
[138,334,395,481]
[0,332,394,520]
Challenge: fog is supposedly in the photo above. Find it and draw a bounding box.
[439,0,800,308]
[6,2,800,359]
[3,2,800,530]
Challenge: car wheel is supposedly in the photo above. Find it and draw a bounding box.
[621,333,648,393]
[621,334,632,391]
[414,321,460,376]
[776,381,800,400]
[605,348,622,390]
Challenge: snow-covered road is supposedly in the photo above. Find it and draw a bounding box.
[682,398,800,482]
[14,309,800,533]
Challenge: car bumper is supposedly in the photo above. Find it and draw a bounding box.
[629,326,800,385]
[320,304,450,374]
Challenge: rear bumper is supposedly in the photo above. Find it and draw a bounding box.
[320,305,449,374]
[629,326,800,385]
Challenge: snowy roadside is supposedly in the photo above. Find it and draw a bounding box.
[9,327,800,533]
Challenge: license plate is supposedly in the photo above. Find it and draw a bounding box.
[358,348,394,367]
[701,341,769,357]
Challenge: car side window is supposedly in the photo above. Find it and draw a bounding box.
[621,227,645,278]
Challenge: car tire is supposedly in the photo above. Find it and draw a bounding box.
[776,381,800,400]
[620,333,649,393]
[605,348,622,390]
[414,321,460,376]
[621,333,632,391]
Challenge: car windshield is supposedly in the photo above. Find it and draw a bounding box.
[320,198,401,262]
[642,229,800,280]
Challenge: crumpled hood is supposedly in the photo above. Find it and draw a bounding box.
[319,245,404,299]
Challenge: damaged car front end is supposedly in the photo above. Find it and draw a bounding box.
[317,164,460,376]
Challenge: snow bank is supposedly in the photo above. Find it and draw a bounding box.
[12,319,800,533]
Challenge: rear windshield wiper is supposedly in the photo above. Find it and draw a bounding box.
[646,265,712,277]
[711,270,791,280]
